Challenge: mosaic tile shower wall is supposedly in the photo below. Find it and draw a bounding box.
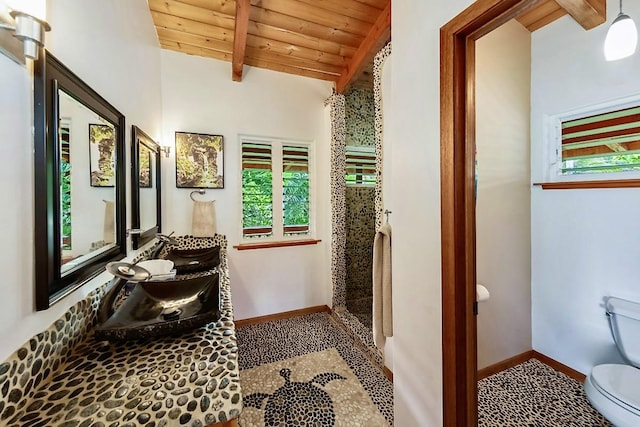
[345,186,376,329]
[328,93,347,309]
[345,87,375,148]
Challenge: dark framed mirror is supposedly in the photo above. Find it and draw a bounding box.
[131,125,161,249]
[34,51,126,310]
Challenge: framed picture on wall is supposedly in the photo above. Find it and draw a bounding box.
[89,123,116,187]
[175,131,224,189]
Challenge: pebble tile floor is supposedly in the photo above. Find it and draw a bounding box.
[478,358,612,426]
[236,313,394,426]
[236,313,612,426]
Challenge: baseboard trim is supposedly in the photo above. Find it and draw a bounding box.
[478,351,534,380]
[531,350,586,382]
[477,350,587,383]
[235,305,331,328]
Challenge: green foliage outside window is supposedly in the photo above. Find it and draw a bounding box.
[60,160,71,250]
[563,153,640,174]
[242,169,273,229]
[283,171,309,227]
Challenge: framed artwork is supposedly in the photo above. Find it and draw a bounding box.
[175,131,224,188]
[139,143,152,188]
[89,123,116,187]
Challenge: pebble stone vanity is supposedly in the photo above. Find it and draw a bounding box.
[0,235,242,427]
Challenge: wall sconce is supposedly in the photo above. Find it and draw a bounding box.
[160,146,171,158]
[604,0,638,61]
[0,1,50,60]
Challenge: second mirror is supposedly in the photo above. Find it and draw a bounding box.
[131,126,162,249]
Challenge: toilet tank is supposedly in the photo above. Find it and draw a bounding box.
[607,297,640,368]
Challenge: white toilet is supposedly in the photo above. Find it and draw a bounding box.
[584,297,640,426]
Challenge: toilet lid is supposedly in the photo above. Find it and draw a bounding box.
[591,364,640,412]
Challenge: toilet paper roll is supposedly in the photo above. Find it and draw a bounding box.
[476,284,490,302]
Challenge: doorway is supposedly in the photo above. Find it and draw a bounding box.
[440,0,545,425]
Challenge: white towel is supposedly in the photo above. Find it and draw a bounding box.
[192,200,217,237]
[103,200,115,243]
[373,222,393,349]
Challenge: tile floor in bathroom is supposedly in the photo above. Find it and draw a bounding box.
[237,313,611,426]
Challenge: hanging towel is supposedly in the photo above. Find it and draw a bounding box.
[192,200,217,237]
[373,221,393,349]
[103,200,115,244]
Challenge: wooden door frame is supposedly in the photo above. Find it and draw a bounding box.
[440,0,544,425]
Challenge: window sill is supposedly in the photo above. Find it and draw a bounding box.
[233,239,322,251]
[533,179,640,190]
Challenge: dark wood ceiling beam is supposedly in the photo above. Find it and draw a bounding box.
[336,2,390,93]
[232,0,250,81]
[554,0,605,30]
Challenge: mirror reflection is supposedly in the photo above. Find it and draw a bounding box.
[139,143,157,231]
[34,51,126,310]
[131,125,161,250]
[59,90,117,275]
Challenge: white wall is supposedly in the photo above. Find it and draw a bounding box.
[380,52,394,371]
[476,20,532,369]
[531,0,640,374]
[390,0,474,425]
[0,0,162,361]
[160,50,333,320]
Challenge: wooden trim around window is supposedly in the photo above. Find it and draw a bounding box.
[533,179,640,190]
[233,239,321,250]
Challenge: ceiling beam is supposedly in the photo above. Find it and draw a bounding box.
[335,2,390,93]
[554,0,606,30]
[232,0,250,81]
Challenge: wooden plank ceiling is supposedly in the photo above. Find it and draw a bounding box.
[149,0,604,92]
[149,0,390,92]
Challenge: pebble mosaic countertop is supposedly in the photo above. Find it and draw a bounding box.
[0,235,242,427]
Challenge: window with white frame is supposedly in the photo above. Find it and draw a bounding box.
[241,137,311,240]
[558,103,640,176]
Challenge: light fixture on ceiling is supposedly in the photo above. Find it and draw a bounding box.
[604,0,638,61]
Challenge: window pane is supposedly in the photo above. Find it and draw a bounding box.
[561,105,640,174]
[283,145,309,236]
[345,146,376,185]
[242,143,273,238]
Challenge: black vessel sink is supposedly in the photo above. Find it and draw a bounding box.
[95,272,220,341]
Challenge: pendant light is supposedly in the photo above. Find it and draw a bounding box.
[604,0,638,61]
